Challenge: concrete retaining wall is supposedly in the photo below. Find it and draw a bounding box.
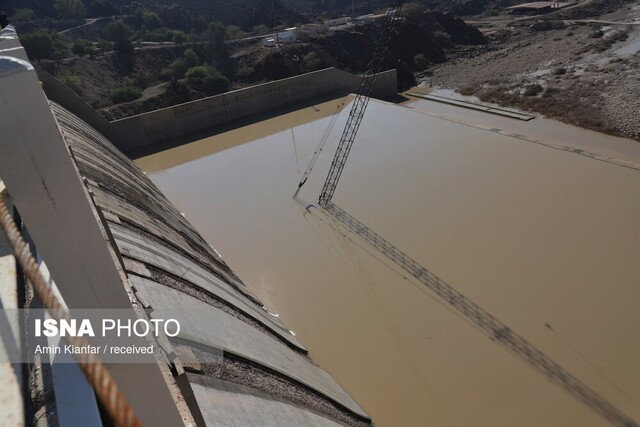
[36,66,111,137]
[0,39,185,426]
[110,67,396,152]
[40,66,397,153]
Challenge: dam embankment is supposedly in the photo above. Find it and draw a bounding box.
[1,28,373,424]
[38,66,397,153]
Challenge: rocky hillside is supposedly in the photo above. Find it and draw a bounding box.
[247,11,486,87]
[37,10,485,119]
[147,0,307,30]
[427,0,640,141]
[2,0,305,30]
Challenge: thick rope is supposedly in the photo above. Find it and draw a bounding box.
[0,195,142,427]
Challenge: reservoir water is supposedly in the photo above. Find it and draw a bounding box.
[136,94,640,426]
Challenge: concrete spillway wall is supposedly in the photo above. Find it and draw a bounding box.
[52,101,372,427]
[4,34,372,422]
[4,27,373,424]
[39,67,397,153]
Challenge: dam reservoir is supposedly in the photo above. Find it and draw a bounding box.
[136,94,640,426]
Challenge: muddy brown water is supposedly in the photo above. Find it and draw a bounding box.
[137,94,640,426]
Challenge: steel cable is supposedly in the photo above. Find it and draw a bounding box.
[0,195,142,427]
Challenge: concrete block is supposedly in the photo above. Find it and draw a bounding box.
[114,225,306,352]
[187,375,344,427]
[133,278,367,418]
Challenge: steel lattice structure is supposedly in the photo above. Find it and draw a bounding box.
[318,0,404,204]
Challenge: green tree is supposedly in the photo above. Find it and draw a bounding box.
[202,74,230,95]
[133,7,145,26]
[59,74,82,94]
[135,70,148,88]
[413,53,428,70]
[111,86,142,103]
[72,38,94,55]
[236,65,254,81]
[54,0,87,19]
[21,30,54,60]
[88,0,118,17]
[303,51,322,71]
[185,66,229,94]
[433,29,452,48]
[183,48,199,68]
[45,17,55,31]
[107,20,133,53]
[203,22,229,63]
[160,68,175,81]
[168,58,187,78]
[225,25,245,40]
[172,30,187,46]
[252,24,269,35]
[12,9,35,21]
[185,66,210,83]
[143,12,163,30]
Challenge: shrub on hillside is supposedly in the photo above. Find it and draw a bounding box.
[12,8,35,21]
[413,53,428,70]
[225,25,245,40]
[21,30,66,60]
[59,74,82,94]
[252,24,270,35]
[458,86,475,96]
[236,65,255,80]
[172,31,188,46]
[183,49,199,68]
[433,30,453,48]
[160,58,187,80]
[111,86,142,103]
[160,68,175,81]
[143,12,163,29]
[107,20,133,53]
[54,0,86,19]
[185,66,210,82]
[202,74,230,95]
[303,51,322,71]
[185,66,229,95]
[135,27,173,42]
[88,0,118,17]
[72,38,94,55]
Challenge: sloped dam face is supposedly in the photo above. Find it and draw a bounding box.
[137,94,640,426]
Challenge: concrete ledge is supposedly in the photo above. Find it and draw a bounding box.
[407,92,535,121]
[187,375,344,427]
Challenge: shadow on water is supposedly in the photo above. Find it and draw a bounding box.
[318,200,639,427]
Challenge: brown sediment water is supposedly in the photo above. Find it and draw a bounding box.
[136,94,640,426]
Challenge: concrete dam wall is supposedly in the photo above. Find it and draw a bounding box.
[39,66,397,153]
[1,31,372,425]
[53,103,371,426]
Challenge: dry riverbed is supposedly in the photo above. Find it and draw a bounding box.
[425,1,640,140]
